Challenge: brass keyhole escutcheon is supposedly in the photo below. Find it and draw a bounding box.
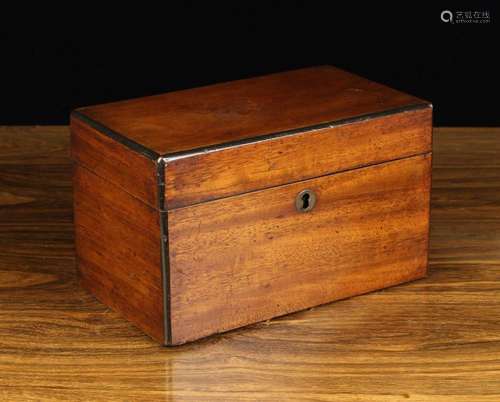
[295,189,316,212]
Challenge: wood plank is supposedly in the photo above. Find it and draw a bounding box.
[168,153,431,344]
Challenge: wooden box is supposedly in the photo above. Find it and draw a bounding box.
[70,66,432,345]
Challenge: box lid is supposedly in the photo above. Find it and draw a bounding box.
[73,66,429,158]
[72,66,432,209]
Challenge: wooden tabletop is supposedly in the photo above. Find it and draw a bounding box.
[0,126,499,401]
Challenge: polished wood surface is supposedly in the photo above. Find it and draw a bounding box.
[0,126,499,400]
[165,106,431,209]
[72,83,431,345]
[169,154,431,344]
[71,116,158,207]
[76,66,428,155]
[73,164,164,342]
[71,118,166,342]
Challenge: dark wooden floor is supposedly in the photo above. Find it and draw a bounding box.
[0,126,499,401]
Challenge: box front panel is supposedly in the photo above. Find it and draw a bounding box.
[167,153,431,345]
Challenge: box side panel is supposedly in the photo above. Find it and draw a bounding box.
[71,115,158,208]
[168,153,431,345]
[164,106,432,209]
[73,164,164,342]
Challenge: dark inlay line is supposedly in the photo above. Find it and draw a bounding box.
[156,159,172,345]
[72,102,431,161]
[162,102,432,160]
[71,110,160,160]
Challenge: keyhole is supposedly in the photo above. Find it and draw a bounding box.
[295,189,316,212]
[301,193,310,209]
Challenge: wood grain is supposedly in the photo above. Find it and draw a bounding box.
[168,154,431,344]
[77,66,428,155]
[0,126,500,400]
[73,164,164,342]
[70,115,158,207]
[72,71,432,345]
[164,106,432,209]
